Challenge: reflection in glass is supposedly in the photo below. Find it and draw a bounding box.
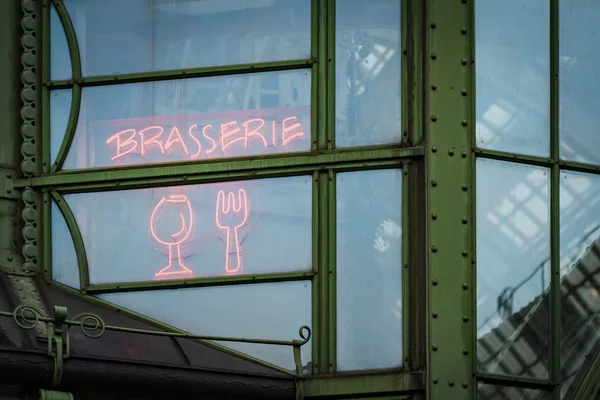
[337,169,402,371]
[50,4,71,81]
[51,201,80,289]
[98,281,312,370]
[560,3,600,165]
[56,70,311,170]
[335,0,401,147]
[62,0,310,76]
[475,0,549,156]
[476,159,551,379]
[477,383,549,400]
[559,171,600,398]
[61,176,312,284]
[50,90,72,166]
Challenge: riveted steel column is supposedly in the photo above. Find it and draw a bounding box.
[426,0,474,398]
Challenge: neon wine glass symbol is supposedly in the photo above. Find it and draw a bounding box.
[150,194,194,277]
[216,188,249,274]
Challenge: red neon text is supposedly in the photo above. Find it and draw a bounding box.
[106,116,305,162]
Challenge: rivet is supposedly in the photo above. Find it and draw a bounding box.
[432,279,438,286]
[431,245,438,253]
[461,59,467,65]
[462,250,468,257]
[433,378,439,384]
[461,0,467,4]
[430,22,437,29]
[461,28,467,35]
[431,180,438,187]
[404,264,408,269]
[461,89,467,96]
[448,149,454,156]
[6,173,12,179]
[431,84,437,90]
[432,146,437,152]
[6,189,12,194]
[432,213,438,220]
[462,217,468,224]
[449,380,455,387]
[462,283,468,290]
[462,316,469,322]
[431,115,438,122]
[431,53,437,60]
[432,345,438,351]
[432,312,438,318]
[462,382,469,388]
[463,349,469,355]
[7,256,13,262]
[462,184,468,191]
[461,152,467,158]
[461,120,468,127]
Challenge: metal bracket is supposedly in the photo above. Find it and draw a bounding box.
[48,306,70,387]
[0,168,19,200]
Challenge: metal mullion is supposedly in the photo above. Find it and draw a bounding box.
[311,171,320,374]
[327,169,336,372]
[326,0,335,150]
[16,147,423,191]
[85,270,315,295]
[475,148,553,168]
[42,192,52,282]
[475,372,555,391]
[401,163,410,369]
[47,59,315,90]
[42,0,50,173]
[408,0,424,145]
[550,0,561,395]
[317,170,331,374]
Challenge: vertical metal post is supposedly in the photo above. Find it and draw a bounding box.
[426,0,474,398]
[550,0,561,396]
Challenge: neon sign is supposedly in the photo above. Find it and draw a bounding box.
[149,188,251,278]
[106,116,306,162]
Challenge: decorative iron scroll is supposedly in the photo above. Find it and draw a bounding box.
[0,305,310,395]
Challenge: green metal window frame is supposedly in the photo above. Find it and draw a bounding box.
[471,0,600,398]
[14,0,427,394]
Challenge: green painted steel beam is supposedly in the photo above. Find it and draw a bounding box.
[426,0,474,398]
[475,372,554,390]
[15,146,422,192]
[303,370,424,398]
[47,59,314,89]
[85,270,315,294]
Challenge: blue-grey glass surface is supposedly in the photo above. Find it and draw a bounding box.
[63,176,312,284]
[335,0,401,147]
[475,0,550,157]
[98,281,312,370]
[50,4,71,81]
[336,169,402,371]
[62,0,310,76]
[50,90,72,166]
[51,201,80,289]
[478,384,549,400]
[559,171,600,397]
[559,2,600,165]
[476,159,551,378]
[55,70,311,170]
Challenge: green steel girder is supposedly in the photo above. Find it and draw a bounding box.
[426,0,474,399]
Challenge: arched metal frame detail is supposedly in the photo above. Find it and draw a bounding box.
[49,0,81,173]
[426,0,474,398]
[51,192,89,289]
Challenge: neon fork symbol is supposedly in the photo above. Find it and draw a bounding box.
[216,189,249,274]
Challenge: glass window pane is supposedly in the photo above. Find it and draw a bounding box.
[55,70,311,170]
[50,90,72,166]
[559,171,600,397]
[61,0,310,76]
[477,383,549,400]
[61,176,312,284]
[336,169,403,371]
[559,2,600,165]
[335,0,401,148]
[98,281,312,370]
[51,201,80,289]
[476,159,551,379]
[475,0,549,157]
[50,4,71,81]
